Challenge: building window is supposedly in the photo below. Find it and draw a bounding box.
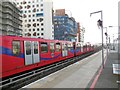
[41,4,43,7]
[37,33,39,36]
[29,15,31,17]
[33,5,34,7]
[33,19,35,22]
[41,33,44,35]
[41,28,44,31]
[33,29,35,31]
[25,20,27,22]
[37,24,39,26]
[37,4,39,7]
[29,29,31,31]
[41,9,43,11]
[37,19,39,21]
[36,13,44,17]
[37,9,39,12]
[28,10,31,13]
[29,19,31,22]
[41,23,43,26]
[33,14,35,17]
[37,28,39,31]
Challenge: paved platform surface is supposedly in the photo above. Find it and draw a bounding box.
[93,50,120,89]
[22,50,106,88]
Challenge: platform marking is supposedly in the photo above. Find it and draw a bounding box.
[90,55,107,89]
[22,51,102,88]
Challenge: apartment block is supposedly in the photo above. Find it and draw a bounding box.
[0,0,22,36]
[16,0,54,39]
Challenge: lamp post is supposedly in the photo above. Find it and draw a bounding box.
[104,27,108,60]
[90,10,104,68]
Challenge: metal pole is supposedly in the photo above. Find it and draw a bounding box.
[106,29,108,61]
[90,10,104,68]
[105,27,108,61]
[101,11,104,68]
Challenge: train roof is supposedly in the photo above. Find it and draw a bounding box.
[1,35,73,43]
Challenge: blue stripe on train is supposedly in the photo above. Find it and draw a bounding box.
[41,54,61,60]
[0,46,75,61]
[0,46,61,60]
[0,46,24,58]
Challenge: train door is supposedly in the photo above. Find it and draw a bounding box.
[81,45,83,53]
[65,43,68,56]
[32,41,40,63]
[62,43,68,57]
[24,41,32,65]
[62,43,65,57]
[73,42,76,56]
[24,41,40,65]
[50,42,55,58]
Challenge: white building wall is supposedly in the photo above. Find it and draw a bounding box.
[80,27,85,44]
[16,0,54,39]
[43,0,54,39]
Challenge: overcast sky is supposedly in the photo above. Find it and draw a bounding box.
[52,0,119,44]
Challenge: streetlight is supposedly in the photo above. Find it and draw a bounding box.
[104,27,108,61]
[90,10,104,68]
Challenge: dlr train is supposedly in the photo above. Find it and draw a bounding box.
[0,35,94,79]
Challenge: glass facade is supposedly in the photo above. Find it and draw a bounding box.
[54,15,77,41]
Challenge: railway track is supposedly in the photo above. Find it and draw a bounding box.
[0,47,101,90]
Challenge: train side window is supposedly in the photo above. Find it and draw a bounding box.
[26,41,31,55]
[12,41,20,56]
[50,43,54,53]
[56,43,61,52]
[41,42,48,53]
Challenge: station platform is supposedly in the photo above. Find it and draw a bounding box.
[93,49,119,89]
[21,50,107,88]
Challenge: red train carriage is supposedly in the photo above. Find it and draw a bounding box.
[75,42,83,56]
[0,35,94,79]
[0,36,76,78]
[83,44,87,54]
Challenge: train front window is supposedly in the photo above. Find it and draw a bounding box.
[41,43,48,53]
[12,41,20,56]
